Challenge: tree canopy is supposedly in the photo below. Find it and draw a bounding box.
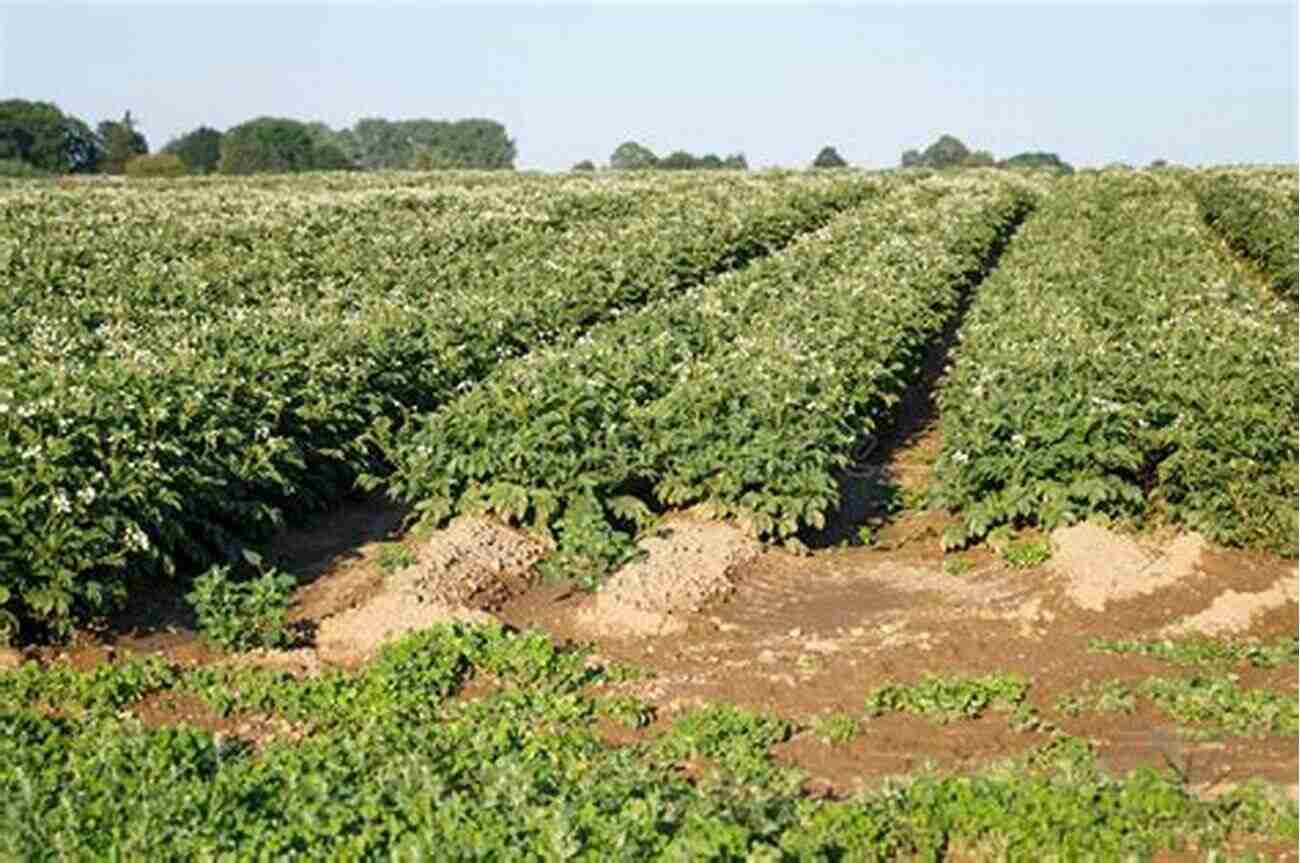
[999,151,1074,174]
[610,142,745,171]
[609,141,658,170]
[98,111,149,174]
[0,99,100,173]
[163,126,223,173]
[334,118,515,170]
[218,117,317,174]
[902,135,1074,174]
[812,146,847,168]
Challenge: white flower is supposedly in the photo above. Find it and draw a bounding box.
[125,524,151,552]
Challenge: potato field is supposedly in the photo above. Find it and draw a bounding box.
[1,166,1297,860]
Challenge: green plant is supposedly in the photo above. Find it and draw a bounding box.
[3,169,869,638]
[1142,675,1299,739]
[1088,635,1299,669]
[0,624,1295,858]
[1002,540,1052,569]
[0,158,46,178]
[124,152,188,178]
[381,176,1032,583]
[1055,680,1138,717]
[812,712,861,745]
[865,673,1030,723]
[185,562,297,651]
[595,695,655,729]
[1188,167,1298,304]
[943,556,973,576]
[1056,674,1298,738]
[935,171,1298,555]
[375,542,417,575]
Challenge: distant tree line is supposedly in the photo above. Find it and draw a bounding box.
[0,99,1079,179]
[901,133,1073,174]
[580,141,749,172]
[0,99,517,176]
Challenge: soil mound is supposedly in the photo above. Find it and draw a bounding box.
[314,517,545,665]
[575,518,763,637]
[1164,569,1299,636]
[1050,523,1206,611]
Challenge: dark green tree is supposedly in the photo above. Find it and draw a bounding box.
[998,151,1074,174]
[723,153,748,170]
[162,125,223,173]
[900,149,922,168]
[918,134,969,168]
[343,117,514,170]
[218,117,315,174]
[658,150,698,170]
[813,146,847,168]
[98,110,149,174]
[571,159,596,172]
[61,116,102,173]
[609,140,658,170]
[0,99,100,172]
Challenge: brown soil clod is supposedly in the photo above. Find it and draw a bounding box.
[573,517,763,638]
[1050,523,1207,612]
[1163,570,1300,636]
[312,516,545,665]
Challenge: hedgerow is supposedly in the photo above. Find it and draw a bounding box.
[379,173,1034,575]
[935,171,1298,553]
[1,171,871,639]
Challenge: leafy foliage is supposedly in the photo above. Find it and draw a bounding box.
[124,152,188,178]
[186,562,297,651]
[161,125,222,173]
[382,173,1034,578]
[1088,635,1299,669]
[217,116,316,174]
[935,171,1299,554]
[1187,166,1299,305]
[0,170,868,638]
[97,110,149,174]
[864,673,1030,723]
[1058,675,1299,738]
[0,624,1294,858]
[812,145,847,168]
[0,99,101,173]
[1002,539,1052,568]
[812,711,861,744]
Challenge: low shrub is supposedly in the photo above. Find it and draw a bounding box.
[124,153,188,178]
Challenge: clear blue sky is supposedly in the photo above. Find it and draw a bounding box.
[2,2,1294,171]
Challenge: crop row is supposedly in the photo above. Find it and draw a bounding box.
[935,171,1298,554]
[379,172,1034,572]
[1185,166,1299,304]
[1,172,873,639]
[4,624,1295,858]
